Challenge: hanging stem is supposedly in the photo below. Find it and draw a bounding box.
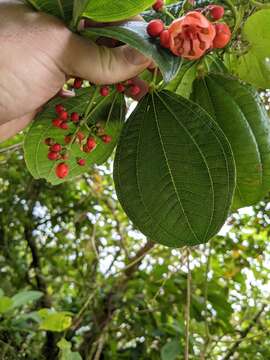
[250,0,270,8]
[184,247,191,360]
[200,244,212,359]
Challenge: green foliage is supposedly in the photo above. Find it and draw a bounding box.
[114,91,235,247]
[38,310,72,332]
[79,0,156,22]
[83,22,182,84]
[24,89,125,185]
[192,74,270,209]
[226,9,270,89]
[58,339,82,360]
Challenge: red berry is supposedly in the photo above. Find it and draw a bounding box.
[60,122,69,130]
[52,118,63,127]
[100,86,110,97]
[213,23,231,49]
[50,143,62,152]
[55,162,69,179]
[152,0,164,12]
[209,5,225,20]
[44,138,54,146]
[130,85,141,97]
[77,158,86,166]
[147,20,164,38]
[87,137,97,150]
[101,135,112,144]
[77,131,85,142]
[116,83,125,93]
[71,112,80,123]
[160,30,170,49]
[64,135,72,144]
[55,104,65,114]
[48,151,59,161]
[74,78,82,89]
[59,111,68,121]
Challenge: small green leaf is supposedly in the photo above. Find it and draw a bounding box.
[24,88,125,185]
[0,296,13,314]
[114,91,235,248]
[225,9,270,89]
[78,0,155,22]
[161,339,181,360]
[58,339,82,360]
[83,22,182,83]
[38,310,72,332]
[166,61,198,98]
[11,291,43,309]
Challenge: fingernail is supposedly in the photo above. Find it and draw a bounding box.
[124,47,149,65]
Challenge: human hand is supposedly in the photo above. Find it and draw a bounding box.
[0,1,152,142]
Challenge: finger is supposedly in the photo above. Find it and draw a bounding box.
[62,34,152,85]
[0,111,37,143]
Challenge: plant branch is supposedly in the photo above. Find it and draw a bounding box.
[184,248,191,360]
[222,304,267,360]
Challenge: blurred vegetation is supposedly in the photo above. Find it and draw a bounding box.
[1,128,270,360]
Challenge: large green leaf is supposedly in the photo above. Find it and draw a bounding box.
[114,91,235,248]
[225,9,270,89]
[11,291,43,309]
[24,88,125,185]
[83,22,182,83]
[77,0,155,22]
[192,74,270,209]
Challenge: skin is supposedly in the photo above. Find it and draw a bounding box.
[0,1,152,142]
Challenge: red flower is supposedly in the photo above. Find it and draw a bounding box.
[168,11,216,60]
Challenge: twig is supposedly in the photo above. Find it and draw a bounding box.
[0,142,22,153]
[222,304,267,360]
[200,244,212,359]
[184,248,191,360]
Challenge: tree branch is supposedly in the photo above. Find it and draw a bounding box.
[222,304,267,360]
[77,240,155,358]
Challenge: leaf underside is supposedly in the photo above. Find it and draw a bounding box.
[82,22,182,84]
[114,91,235,248]
[192,74,270,209]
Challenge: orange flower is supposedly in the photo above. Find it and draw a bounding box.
[168,11,216,60]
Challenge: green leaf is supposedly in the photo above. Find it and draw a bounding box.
[11,291,43,309]
[38,310,72,332]
[192,74,270,209]
[24,88,125,185]
[78,0,155,22]
[83,22,182,83]
[161,339,181,360]
[58,339,82,360]
[0,296,13,314]
[114,91,235,248]
[225,9,270,89]
[24,0,73,22]
[166,61,198,98]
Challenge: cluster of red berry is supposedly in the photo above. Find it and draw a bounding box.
[149,1,231,60]
[45,101,112,179]
[99,79,142,98]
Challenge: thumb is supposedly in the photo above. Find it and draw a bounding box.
[62,34,151,84]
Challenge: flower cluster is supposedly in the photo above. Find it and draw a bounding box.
[149,3,231,60]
